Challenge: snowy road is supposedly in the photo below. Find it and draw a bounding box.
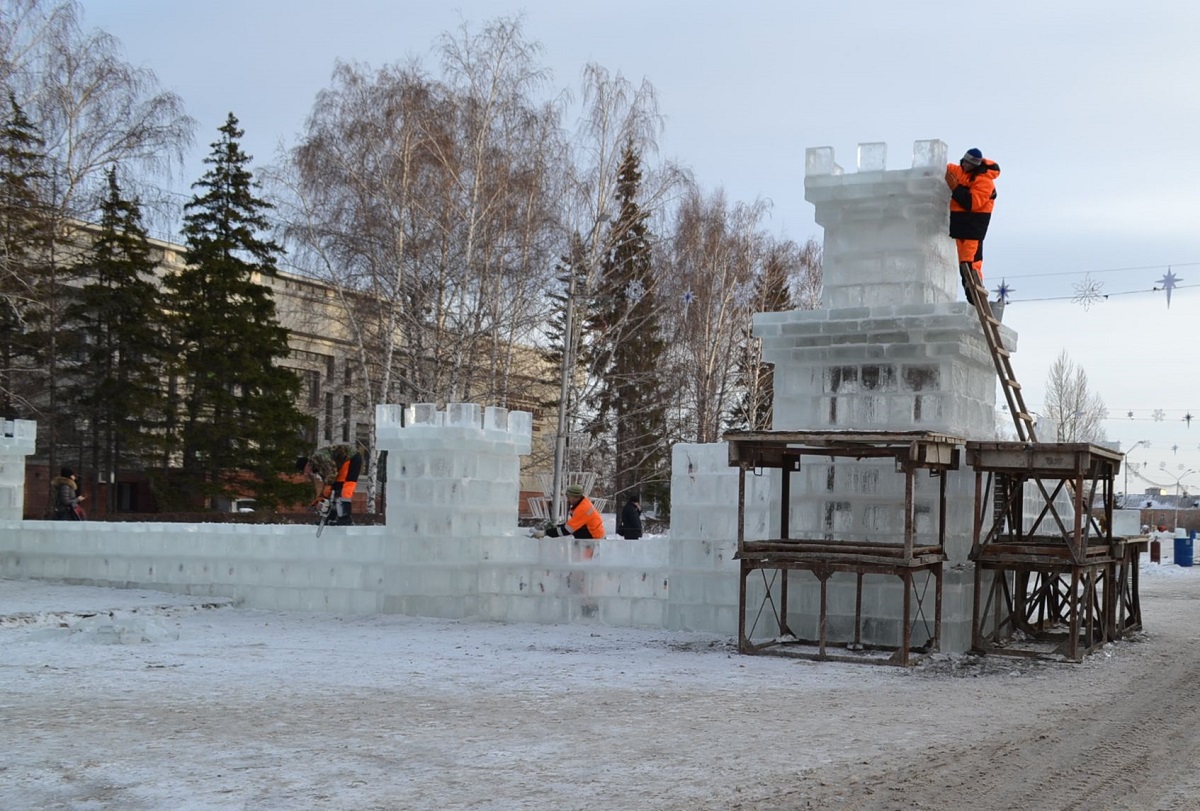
[1,568,1197,810]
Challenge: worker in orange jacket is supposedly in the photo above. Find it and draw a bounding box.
[544,484,606,539]
[322,443,362,526]
[945,148,1000,298]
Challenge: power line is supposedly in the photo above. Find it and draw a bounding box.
[998,260,1200,280]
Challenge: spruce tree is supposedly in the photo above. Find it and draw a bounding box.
[0,92,50,418]
[160,113,307,509]
[65,166,164,511]
[586,142,669,508]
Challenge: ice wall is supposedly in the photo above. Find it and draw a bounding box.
[0,420,36,521]
[0,408,683,628]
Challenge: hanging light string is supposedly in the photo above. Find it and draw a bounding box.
[992,260,1199,305]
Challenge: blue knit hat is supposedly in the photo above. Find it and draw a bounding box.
[962,148,983,166]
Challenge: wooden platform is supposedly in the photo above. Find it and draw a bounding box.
[725,430,963,666]
[966,440,1144,661]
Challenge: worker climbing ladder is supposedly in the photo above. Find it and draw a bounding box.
[959,262,1038,443]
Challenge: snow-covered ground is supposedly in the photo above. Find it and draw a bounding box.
[1,560,1197,810]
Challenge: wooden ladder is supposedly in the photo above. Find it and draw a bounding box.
[959,262,1038,443]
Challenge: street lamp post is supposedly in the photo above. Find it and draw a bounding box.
[1170,468,1197,531]
[549,213,608,523]
[549,267,578,525]
[1123,439,1149,508]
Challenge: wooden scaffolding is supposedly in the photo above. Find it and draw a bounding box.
[725,430,963,666]
[966,441,1146,661]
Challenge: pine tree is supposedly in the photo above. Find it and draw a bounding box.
[160,113,307,509]
[0,92,50,418]
[586,141,669,507]
[65,166,165,511]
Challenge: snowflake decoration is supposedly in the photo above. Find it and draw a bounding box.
[625,279,645,303]
[992,279,1014,304]
[1187,412,1195,428]
[1071,274,1105,309]
[1127,411,1134,419]
[1156,268,1181,308]
[1153,409,1166,422]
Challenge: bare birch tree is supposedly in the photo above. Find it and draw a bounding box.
[1,0,193,224]
[1043,349,1108,442]
[657,188,768,443]
[727,237,822,432]
[274,18,566,507]
[550,63,686,496]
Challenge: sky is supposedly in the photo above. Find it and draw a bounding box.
[73,0,1200,490]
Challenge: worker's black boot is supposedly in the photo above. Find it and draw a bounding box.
[960,262,976,305]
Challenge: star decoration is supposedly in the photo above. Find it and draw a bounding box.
[1071,274,1105,310]
[625,279,645,303]
[992,279,1013,304]
[1153,409,1166,422]
[1127,411,1134,419]
[1156,268,1181,308]
[1187,413,1195,428]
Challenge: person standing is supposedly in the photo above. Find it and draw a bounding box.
[618,493,643,540]
[51,467,85,520]
[945,147,1001,300]
[543,484,606,539]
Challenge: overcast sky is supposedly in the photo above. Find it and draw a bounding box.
[77,0,1200,487]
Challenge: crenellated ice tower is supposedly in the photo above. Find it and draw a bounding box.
[751,139,1014,650]
[760,139,1008,441]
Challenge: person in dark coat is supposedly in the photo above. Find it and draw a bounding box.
[618,493,643,540]
[51,467,85,520]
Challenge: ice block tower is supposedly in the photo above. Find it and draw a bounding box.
[757,140,1007,452]
[755,140,1011,566]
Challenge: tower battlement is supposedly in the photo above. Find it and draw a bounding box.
[804,139,958,310]
[375,403,532,455]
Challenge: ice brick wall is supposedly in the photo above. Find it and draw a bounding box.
[0,408,681,630]
[0,420,36,521]
[1,520,387,614]
[665,443,770,634]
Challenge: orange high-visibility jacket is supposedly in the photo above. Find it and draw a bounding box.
[565,496,606,539]
[333,452,362,500]
[945,158,1000,241]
